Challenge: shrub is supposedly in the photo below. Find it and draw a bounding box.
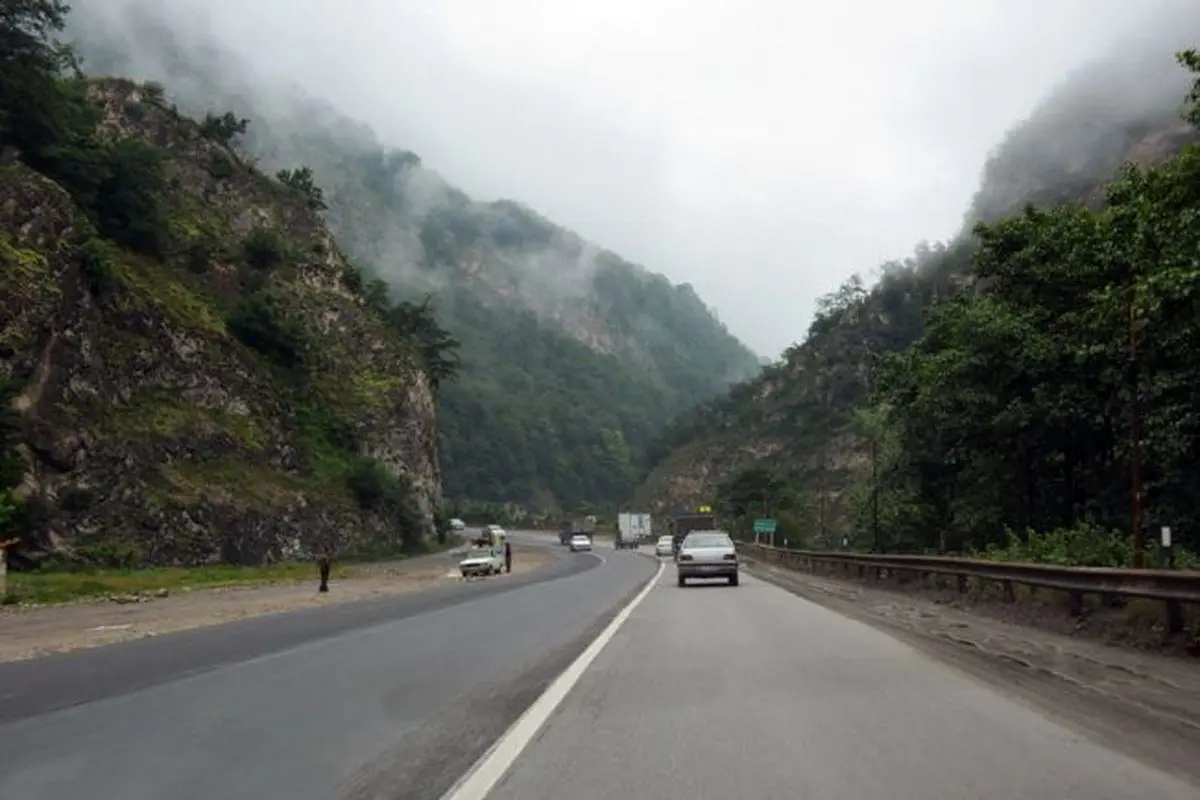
[241,227,285,270]
[226,291,306,368]
[199,111,248,145]
[93,137,170,256]
[76,236,117,297]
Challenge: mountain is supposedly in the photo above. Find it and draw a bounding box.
[65,1,762,512]
[636,31,1200,561]
[1,6,452,566]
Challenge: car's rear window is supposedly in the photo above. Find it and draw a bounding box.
[684,532,732,547]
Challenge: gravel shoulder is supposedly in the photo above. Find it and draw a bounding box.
[745,557,1200,786]
[0,548,553,663]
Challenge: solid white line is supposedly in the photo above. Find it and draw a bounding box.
[440,559,665,800]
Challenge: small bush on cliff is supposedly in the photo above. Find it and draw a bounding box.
[226,291,308,368]
[76,236,118,297]
[276,165,328,211]
[198,111,248,145]
[241,226,285,270]
[346,456,422,545]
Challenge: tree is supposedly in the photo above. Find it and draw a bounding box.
[385,296,461,389]
[276,165,327,211]
[199,111,248,145]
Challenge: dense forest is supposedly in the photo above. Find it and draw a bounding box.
[642,47,1200,567]
[66,0,762,513]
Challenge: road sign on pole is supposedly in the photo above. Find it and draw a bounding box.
[753,518,776,534]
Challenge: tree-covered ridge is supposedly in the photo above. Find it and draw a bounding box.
[642,48,1200,567]
[66,1,762,510]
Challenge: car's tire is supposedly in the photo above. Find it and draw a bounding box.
[677,575,686,587]
[729,574,739,587]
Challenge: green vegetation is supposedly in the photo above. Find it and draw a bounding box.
[5,560,348,604]
[649,48,1200,568]
[65,15,762,510]
[0,4,457,565]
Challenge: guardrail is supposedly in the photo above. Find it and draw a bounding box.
[736,542,1200,634]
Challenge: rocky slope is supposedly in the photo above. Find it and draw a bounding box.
[65,0,762,509]
[1,74,444,566]
[636,30,1200,540]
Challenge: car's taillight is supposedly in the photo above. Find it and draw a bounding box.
[679,554,693,561]
[723,554,737,561]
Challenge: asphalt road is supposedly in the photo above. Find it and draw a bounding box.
[484,567,1199,800]
[0,534,657,800]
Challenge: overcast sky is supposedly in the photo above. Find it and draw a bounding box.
[85,0,1195,357]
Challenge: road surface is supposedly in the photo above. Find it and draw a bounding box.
[0,534,657,800]
[479,567,1199,800]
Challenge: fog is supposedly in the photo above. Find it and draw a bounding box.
[67,0,1199,357]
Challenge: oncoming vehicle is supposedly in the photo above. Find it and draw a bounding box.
[459,546,503,577]
[569,534,593,552]
[676,530,738,587]
[654,535,674,557]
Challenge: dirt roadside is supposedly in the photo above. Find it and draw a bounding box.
[0,548,553,664]
[745,558,1200,788]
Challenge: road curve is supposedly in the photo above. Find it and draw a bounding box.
[484,567,1198,800]
[0,536,657,800]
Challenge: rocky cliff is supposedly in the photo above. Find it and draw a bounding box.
[1,78,443,566]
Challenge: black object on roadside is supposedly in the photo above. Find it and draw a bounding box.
[317,553,331,592]
[504,541,512,574]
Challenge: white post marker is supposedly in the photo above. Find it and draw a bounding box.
[1162,526,1171,547]
[441,559,665,800]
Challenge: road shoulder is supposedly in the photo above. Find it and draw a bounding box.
[0,547,554,663]
[744,557,1200,788]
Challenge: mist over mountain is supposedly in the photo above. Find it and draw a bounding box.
[637,11,1200,555]
[65,0,761,510]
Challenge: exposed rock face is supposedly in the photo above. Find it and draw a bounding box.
[0,80,441,566]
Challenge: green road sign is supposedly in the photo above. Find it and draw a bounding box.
[753,518,776,534]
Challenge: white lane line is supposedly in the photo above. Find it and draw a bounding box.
[440,559,665,800]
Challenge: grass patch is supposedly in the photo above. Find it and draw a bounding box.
[6,561,352,605]
[112,253,226,334]
[0,229,56,295]
[5,538,464,605]
[161,460,317,511]
[349,368,404,409]
[110,391,266,450]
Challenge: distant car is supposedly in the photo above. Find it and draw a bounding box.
[449,518,466,532]
[654,535,674,557]
[676,530,738,587]
[459,547,504,577]
[484,523,506,537]
[569,534,593,552]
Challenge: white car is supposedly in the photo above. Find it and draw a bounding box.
[459,547,503,577]
[569,534,592,552]
[654,535,674,557]
[449,518,466,532]
[676,530,739,587]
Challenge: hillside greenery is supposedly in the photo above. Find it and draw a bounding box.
[648,48,1200,567]
[65,6,762,512]
[0,1,455,552]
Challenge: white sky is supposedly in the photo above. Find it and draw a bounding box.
[85,0,1195,357]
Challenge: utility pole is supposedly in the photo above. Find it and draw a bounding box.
[1129,290,1145,567]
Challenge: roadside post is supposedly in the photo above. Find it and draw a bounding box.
[0,538,18,602]
[1160,526,1184,633]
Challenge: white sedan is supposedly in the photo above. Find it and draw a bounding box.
[654,535,674,557]
[569,534,593,552]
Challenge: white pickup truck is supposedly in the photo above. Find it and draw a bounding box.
[459,546,504,577]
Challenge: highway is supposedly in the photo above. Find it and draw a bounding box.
[3,538,1196,800]
[0,534,656,800]
[473,567,1198,800]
